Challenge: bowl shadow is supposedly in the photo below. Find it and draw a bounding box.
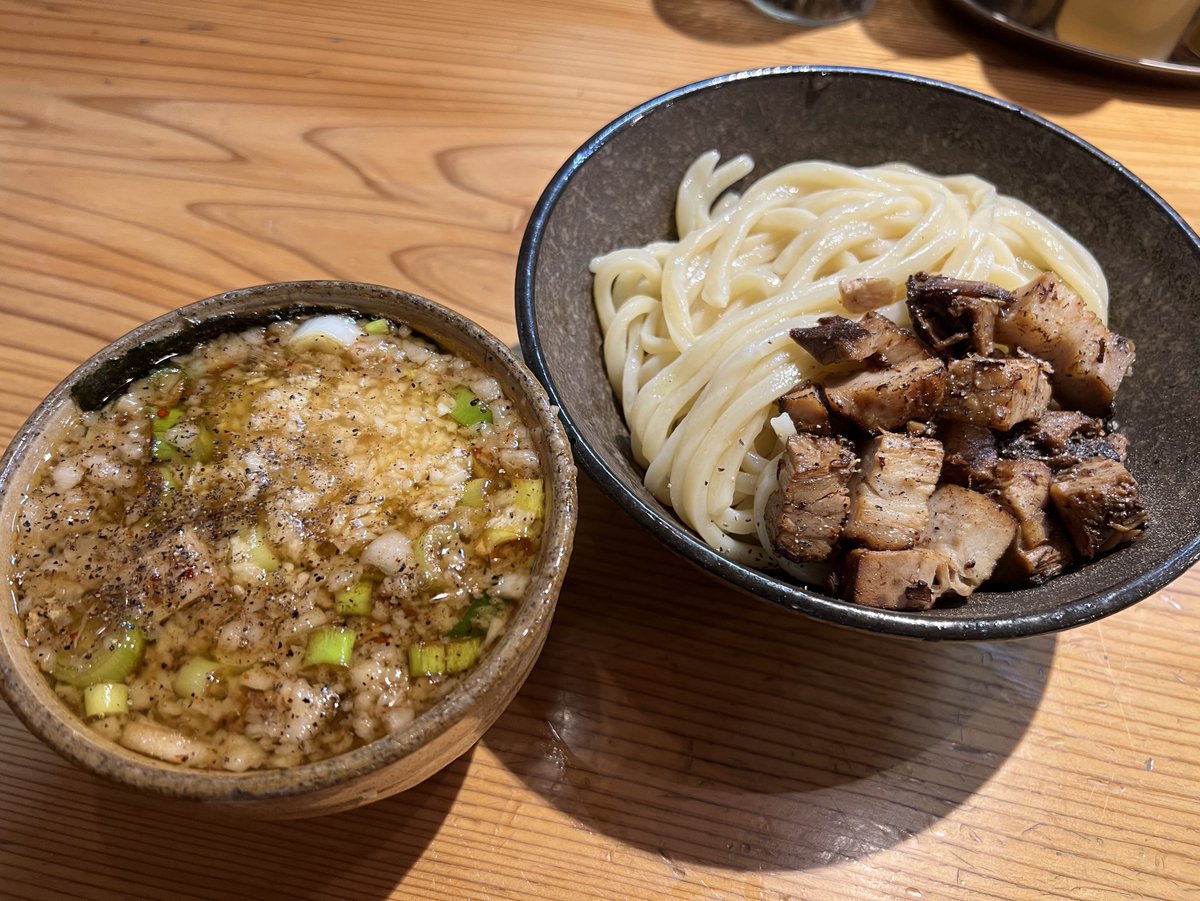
[0,703,468,900]
[484,476,1054,872]
[906,0,1200,111]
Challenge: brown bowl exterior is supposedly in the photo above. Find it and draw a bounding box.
[0,281,577,818]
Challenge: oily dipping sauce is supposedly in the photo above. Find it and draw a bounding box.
[10,314,545,770]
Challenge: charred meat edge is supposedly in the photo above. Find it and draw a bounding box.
[765,433,858,564]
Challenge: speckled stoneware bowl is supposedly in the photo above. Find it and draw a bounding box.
[516,66,1200,641]
[0,281,577,817]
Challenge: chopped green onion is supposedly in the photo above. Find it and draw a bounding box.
[459,477,489,509]
[173,656,222,699]
[408,635,484,677]
[448,594,493,639]
[150,408,185,461]
[156,462,183,492]
[230,524,280,576]
[53,622,146,688]
[408,642,446,676]
[189,425,217,463]
[152,406,185,435]
[147,365,189,403]
[480,527,523,554]
[152,437,178,462]
[84,682,129,717]
[303,626,355,667]
[513,479,544,516]
[148,364,185,384]
[335,581,373,616]
[446,637,482,674]
[363,318,390,335]
[290,315,363,352]
[449,387,492,427]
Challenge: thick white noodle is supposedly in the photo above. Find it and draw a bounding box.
[590,154,1108,567]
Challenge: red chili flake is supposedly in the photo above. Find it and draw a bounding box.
[156,408,170,419]
[183,567,196,579]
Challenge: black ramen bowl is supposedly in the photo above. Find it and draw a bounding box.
[516,66,1200,640]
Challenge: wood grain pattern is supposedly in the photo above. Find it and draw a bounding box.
[2,0,1200,897]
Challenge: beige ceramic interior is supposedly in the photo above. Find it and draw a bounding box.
[0,281,577,818]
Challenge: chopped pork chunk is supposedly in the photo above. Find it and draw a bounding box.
[1049,458,1147,560]
[791,313,946,433]
[936,420,998,489]
[790,312,927,367]
[906,272,1014,357]
[996,272,1135,415]
[771,269,1145,605]
[920,485,1017,597]
[777,381,831,435]
[843,433,944,550]
[839,277,899,314]
[789,316,879,365]
[765,434,858,563]
[822,357,947,434]
[130,525,220,624]
[843,547,946,610]
[1000,410,1128,469]
[852,311,932,366]
[940,355,1052,431]
[991,459,1074,585]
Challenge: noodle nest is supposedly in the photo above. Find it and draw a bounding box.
[591,152,1107,569]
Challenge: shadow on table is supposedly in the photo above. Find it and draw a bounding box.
[484,475,1055,873]
[0,709,467,899]
[651,0,807,45]
[653,0,1200,115]
[864,0,1200,115]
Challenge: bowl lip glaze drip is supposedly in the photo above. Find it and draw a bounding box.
[0,280,577,801]
[514,65,1200,641]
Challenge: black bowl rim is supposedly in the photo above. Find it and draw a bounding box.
[515,65,1200,641]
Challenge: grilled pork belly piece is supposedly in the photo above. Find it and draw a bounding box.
[920,485,1018,598]
[940,355,1052,431]
[937,420,998,489]
[996,272,1135,416]
[790,316,879,365]
[843,433,944,550]
[1049,458,1147,560]
[772,269,1144,607]
[991,459,1074,585]
[777,381,831,435]
[906,272,1014,356]
[822,358,946,434]
[1000,410,1128,469]
[791,313,947,433]
[840,484,1015,608]
[843,547,945,610]
[839,277,898,314]
[765,433,858,563]
[791,312,928,368]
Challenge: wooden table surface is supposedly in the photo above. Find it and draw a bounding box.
[2,1,1199,898]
